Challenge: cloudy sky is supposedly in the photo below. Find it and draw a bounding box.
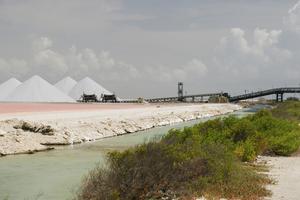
[0,0,300,98]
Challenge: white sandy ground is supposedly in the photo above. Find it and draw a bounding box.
[0,103,241,156]
[256,155,300,200]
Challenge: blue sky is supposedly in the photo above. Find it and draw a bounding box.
[0,0,299,98]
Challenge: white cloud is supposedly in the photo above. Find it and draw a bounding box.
[64,46,139,81]
[98,51,116,69]
[34,49,68,74]
[0,36,141,82]
[173,59,207,80]
[31,37,69,79]
[145,58,207,82]
[32,37,53,51]
[0,57,28,79]
[214,28,291,77]
[184,59,207,75]
[285,0,300,33]
[30,36,140,81]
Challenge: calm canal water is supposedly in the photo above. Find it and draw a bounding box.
[0,106,262,200]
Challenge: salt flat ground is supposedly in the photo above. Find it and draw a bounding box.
[0,103,240,156]
[0,102,148,114]
[0,102,239,122]
[259,155,300,200]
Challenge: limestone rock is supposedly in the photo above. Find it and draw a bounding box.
[0,130,5,137]
[13,120,55,135]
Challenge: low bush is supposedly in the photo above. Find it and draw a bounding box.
[76,142,271,200]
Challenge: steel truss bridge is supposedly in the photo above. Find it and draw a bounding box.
[146,92,228,103]
[144,87,300,103]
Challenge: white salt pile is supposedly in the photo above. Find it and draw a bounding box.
[0,78,22,101]
[55,76,77,94]
[69,77,112,100]
[5,75,75,102]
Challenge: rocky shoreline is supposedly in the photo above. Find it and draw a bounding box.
[0,103,241,156]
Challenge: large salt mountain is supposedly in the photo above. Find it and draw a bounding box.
[0,78,22,101]
[5,75,75,102]
[55,76,77,94]
[69,77,112,100]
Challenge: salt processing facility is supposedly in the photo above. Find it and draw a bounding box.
[0,76,228,103]
[0,76,300,103]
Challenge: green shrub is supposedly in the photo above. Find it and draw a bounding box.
[76,142,270,200]
[234,140,256,162]
[230,119,256,142]
[268,130,300,155]
[195,109,300,160]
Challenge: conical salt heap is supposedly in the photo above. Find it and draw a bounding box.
[55,76,77,94]
[5,75,75,102]
[0,78,22,101]
[69,77,112,100]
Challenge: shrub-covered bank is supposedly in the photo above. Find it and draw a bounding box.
[271,100,300,122]
[76,106,300,200]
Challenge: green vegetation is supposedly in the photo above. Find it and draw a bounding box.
[271,100,300,122]
[76,103,300,200]
[189,109,300,159]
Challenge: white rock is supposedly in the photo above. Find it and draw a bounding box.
[0,130,6,137]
